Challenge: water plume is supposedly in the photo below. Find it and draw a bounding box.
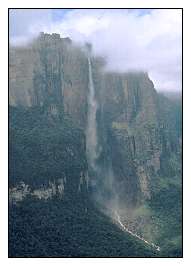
[86,56,99,172]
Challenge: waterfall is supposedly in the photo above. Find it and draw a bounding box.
[86,56,116,205]
[86,57,98,172]
[85,56,160,252]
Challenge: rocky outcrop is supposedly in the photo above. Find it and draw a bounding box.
[9,179,67,203]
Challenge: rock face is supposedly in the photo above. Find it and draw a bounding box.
[91,69,181,209]
[99,72,161,204]
[9,33,182,208]
[9,32,88,128]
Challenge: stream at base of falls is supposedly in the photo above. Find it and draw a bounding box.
[115,211,160,252]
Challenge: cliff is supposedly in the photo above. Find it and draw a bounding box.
[9,32,88,128]
[9,33,182,256]
[9,32,181,204]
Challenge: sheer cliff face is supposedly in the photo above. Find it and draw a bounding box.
[9,33,181,206]
[97,72,161,203]
[9,33,88,128]
[91,61,181,208]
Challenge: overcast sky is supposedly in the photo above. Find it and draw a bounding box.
[9,9,182,92]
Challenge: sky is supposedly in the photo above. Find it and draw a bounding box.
[9,9,182,92]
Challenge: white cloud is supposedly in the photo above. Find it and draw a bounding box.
[10,9,182,92]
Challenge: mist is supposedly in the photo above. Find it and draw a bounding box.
[10,9,182,92]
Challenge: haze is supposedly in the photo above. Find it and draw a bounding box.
[9,9,182,92]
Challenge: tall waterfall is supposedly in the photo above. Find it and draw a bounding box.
[85,56,160,252]
[86,57,98,172]
[86,56,115,202]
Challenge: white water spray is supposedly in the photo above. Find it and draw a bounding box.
[86,57,98,170]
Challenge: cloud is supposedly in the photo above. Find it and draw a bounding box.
[9,9,182,92]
